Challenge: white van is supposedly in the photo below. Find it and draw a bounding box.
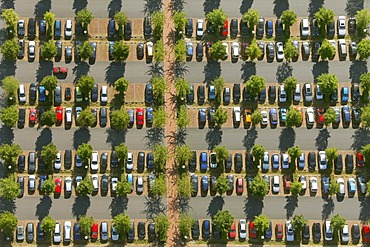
[65,19,72,38]
[53,222,61,243]
[64,221,71,242]
[91,174,99,191]
[233,107,240,123]
[18,84,26,103]
[65,108,72,125]
[90,151,99,171]
[146,42,153,58]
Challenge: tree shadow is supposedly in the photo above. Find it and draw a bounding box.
[34,0,52,18]
[345,0,364,17]
[169,0,186,12]
[1,0,14,9]
[105,62,126,86]
[205,128,223,150]
[176,129,187,146]
[349,60,368,83]
[73,0,88,15]
[312,61,329,83]
[0,59,16,81]
[72,62,90,84]
[72,196,91,218]
[203,0,220,15]
[359,197,370,223]
[179,198,192,213]
[276,62,293,83]
[143,0,163,15]
[207,196,224,217]
[239,0,254,14]
[145,128,165,149]
[35,128,52,151]
[0,126,14,145]
[203,61,221,84]
[35,196,52,220]
[105,128,127,149]
[321,197,334,220]
[141,196,166,219]
[109,196,128,217]
[107,0,122,19]
[315,128,330,150]
[273,0,289,18]
[0,198,16,214]
[244,196,263,220]
[36,61,53,83]
[174,62,189,78]
[0,28,7,46]
[308,0,324,17]
[73,128,91,150]
[278,127,295,152]
[240,61,256,82]
[285,196,298,219]
[146,62,164,77]
[242,127,258,151]
[351,128,370,151]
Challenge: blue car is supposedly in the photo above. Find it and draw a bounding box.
[39,175,47,190]
[147,153,154,170]
[201,176,208,193]
[208,85,215,100]
[200,152,208,172]
[269,108,278,125]
[127,109,134,126]
[342,105,351,124]
[74,222,81,240]
[265,221,272,239]
[39,86,46,102]
[322,177,329,194]
[145,83,153,104]
[272,154,279,170]
[146,107,153,125]
[341,87,349,103]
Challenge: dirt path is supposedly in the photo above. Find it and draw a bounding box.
[162,0,179,245]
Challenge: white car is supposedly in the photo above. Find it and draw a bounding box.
[334,108,341,124]
[358,176,366,194]
[272,175,280,193]
[315,85,323,100]
[111,224,119,241]
[239,219,247,240]
[341,224,349,243]
[196,19,204,38]
[337,178,345,196]
[65,19,72,38]
[90,151,99,171]
[286,220,294,242]
[75,107,82,123]
[65,177,72,193]
[318,151,327,170]
[306,107,315,125]
[299,175,307,190]
[75,176,82,187]
[137,176,144,193]
[64,221,71,241]
[65,107,72,124]
[222,42,228,60]
[279,85,287,103]
[146,41,153,58]
[337,16,346,37]
[54,152,61,170]
[309,177,318,193]
[28,41,35,59]
[126,152,133,171]
[18,84,27,103]
[231,42,239,59]
[53,222,61,243]
[111,177,118,192]
[261,111,268,126]
[28,175,36,191]
[276,42,284,61]
[100,86,108,103]
[300,18,310,37]
[91,174,99,191]
[281,154,289,169]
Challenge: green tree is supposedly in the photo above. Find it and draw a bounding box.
[78,41,93,61]
[314,8,335,33]
[214,145,229,164]
[330,214,346,233]
[154,40,165,62]
[77,107,95,127]
[251,145,265,164]
[0,144,22,167]
[361,144,370,164]
[325,147,338,167]
[151,76,166,106]
[151,11,165,38]
[41,40,57,60]
[114,78,129,95]
[175,145,192,168]
[176,105,190,130]
[0,211,17,238]
[114,12,128,37]
[110,109,130,129]
[76,177,93,196]
[177,175,192,199]
[329,179,339,195]
[284,40,298,62]
[212,77,225,105]
[112,213,131,237]
[112,42,130,61]
[324,108,336,126]
[283,76,298,99]
[317,73,338,99]
[246,75,265,98]
[213,107,228,127]
[116,177,132,197]
[251,111,263,125]
[77,75,95,97]
[246,41,262,61]
[361,106,370,127]
[115,143,128,165]
[41,216,56,239]
[0,106,18,127]
[254,214,270,235]
[212,210,234,239]
[291,214,307,233]
[41,109,56,127]
[153,107,167,128]
[281,10,297,34]
[40,75,58,93]
[209,41,226,62]
[2,76,19,99]
[1,9,18,29]
[0,175,20,200]
[174,39,186,62]
[79,215,93,236]
[153,144,168,173]
[44,11,55,37]
[360,72,370,99]
[76,8,94,30]
[175,77,190,100]
[178,214,193,238]
[154,214,169,242]
[318,39,335,60]
[291,181,302,196]
[366,181,370,195]
[242,9,259,33]
[151,175,167,197]
[214,176,229,195]
[76,143,93,166]
[249,176,269,198]
[173,11,187,32]
[286,107,302,127]
[1,39,20,60]
[358,39,370,60]
[41,176,56,196]
[206,8,228,33]
[41,143,58,169]
[356,9,370,37]
[288,146,301,162]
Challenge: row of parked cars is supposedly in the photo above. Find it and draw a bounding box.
[15,220,156,243]
[16,19,73,40]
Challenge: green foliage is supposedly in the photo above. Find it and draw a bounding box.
[153,144,168,173]
[325,147,338,162]
[41,109,56,127]
[284,40,298,62]
[318,39,335,60]
[0,175,20,200]
[173,11,187,31]
[151,76,166,106]
[175,145,192,167]
[110,109,130,129]
[77,75,95,96]
[281,10,297,30]
[76,177,93,196]
[116,177,132,197]
[358,39,370,60]
[361,144,370,163]
[212,77,225,105]
[178,214,193,238]
[0,106,18,127]
[1,39,20,60]
[249,176,269,198]
[324,108,336,126]
[175,77,190,99]
[209,41,226,62]
[153,107,167,128]
[40,75,58,92]
[78,215,93,236]
[177,174,192,199]
[77,107,95,127]
[41,177,56,196]
[286,107,302,127]
[212,210,235,239]
[246,41,262,61]
[283,76,297,98]
[114,12,128,37]
[242,9,259,31]
[245,75,265,98]
[1,9,18,29]
[115,143,128,164]
[76,8,94,28]
[206,8,228,33]
[360,72,370,98]
[112,213,131,237]
[151,175,167,197]
[154,40,165,62]
[176,105,190,130]
[317,73,338,98]
[356,9,370,37]
[151,11,165,38]
[2,76,19,98]
[112,42,130,61]
[41,40,57,60]
[41,143,58,168]
[214,145,229,164]
[44,12,55,36]
[76,143,93,166]
[251,145,265,163]
[330,214,346,232]
[366,181,370,195]
[254,214,270,234]
[291,181,302,195]
[361,106,370,127]
[41,216,56,239]
[291,215,307,232]
[0,144,22,167]
[329,179,339,195]
[174,39,187,62]
[114,78,129,94]
[213,107,228,127]
[154,214,169,241]
[214,176,229,195]
[251,111,263,125]
[314,8,335,30]
[287,146,301,161]
[78,41,93,61]
[0,211,17,237]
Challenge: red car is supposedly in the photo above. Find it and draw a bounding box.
[275,223,283,239]
[56,106,63,122]
[363,225,370,243]
[55,178,62,193]
[236,178,243,195]
[316,108,325,124]
[91,223,98,239]
[249,221,257,239]
[29,108,37,124]
[136,108,144,126]
[53,67,68,74]
[221,20,228,36]
[356,152,364,167]
[229,221,236,239]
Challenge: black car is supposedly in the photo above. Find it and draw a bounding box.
[275,19,284,36]
[202,220,211,239]
[55,41,62,58]
[327,21,335,37]
[18,108,25,128]
[26,222,34,242]
[91,83,98,102]
[137,152,145,173]
[54,20,61,39]
[334,154,343,174]
[138,222,146,239]
[348,17,356,34]
[54,86,62,105]
[233,83,240,103]
[351,83,360,101]
[127,221,135,242]
[74,41,81,61]
[64,149,72,169]
[18,39,25,58]
[345,154,354,173]
[268,85,276,103]
[223,87,230,104]
[353,107,361,124]
[352,224,360,243]
[230,19,238,37]
[243,87,252,101]
[28,18,36,39]
[266,42,275,60]
[100,153,108,170]
[259,88,266,102]
[312,222,321,243]
[265,20,273,37]
[224,154,232,172]
[137,43,144,59]
[65,46,72,61]
[308,152,316,171]
[197,85,205,105]
[191,175,198,196]
[39,20,46,36]
[311,18,319,37]
[91,108,97,126]
[108,19,115,39]
[207,21,215,34]
[302,225,310,243]
[144,17,152,37]
[148,222,155,242]
[99,108,107,127]
[65,87,71,101]
[256,18,264,38]
[234,153,242,173]
[18,155,25,172]
[192,219,200,240]
[185,18,193,37]
[196,42,203,61]
[246,153,254,171]
[212,223,220,240]
[17,176,24,198]
[18,20,25,37]
[29,83,37,102]
[312,42,321,61]
[189,151,196,172]
[187,84,194,104]
[101,174,108,194]
[240,19,248,36]
[145,83,153,104]
[330,88,338,103]
[111,150,118,168]
[124,21,132,39]
[37,221,44,241]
